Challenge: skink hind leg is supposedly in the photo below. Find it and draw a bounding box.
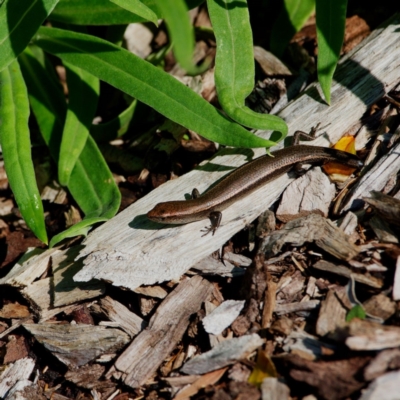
[293,123,321,145]
[201,211,222,236]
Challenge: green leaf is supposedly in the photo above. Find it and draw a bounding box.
[270,0,315,57]
[0,0,60,72]
[0,60,48,244]
[49,0,150,25]
[110,0,158,25]
[49,217,108,247]
[91,99,137,142]
[58,63,99,186]
[34,26,279,149]
[207,0,288,137]
[155,0,207,75]
[19,46,121,246]
[316,0,348,104]
[346,304,366,322]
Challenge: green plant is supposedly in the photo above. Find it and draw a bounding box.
[0,0,348,246]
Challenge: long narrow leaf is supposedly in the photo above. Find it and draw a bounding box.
[58,63,99,186]
[110,0,158,25]
[34,27,279,149]
[316,0,348,104]
[19,47,121,246]
[155,0,207,75]
[270,0,315,57]
[0,60,48,243]
[49,0,148,25]
[0,0,59,72]
[91,98,137,142]
[207,0,288,137]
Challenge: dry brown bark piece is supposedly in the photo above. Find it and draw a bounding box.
[23,323,129,368]
[362,294,396,321]
[364,191,400,227]
[280,354,370,400]
[313,260,383,288]
[316,289,347,336]
[3,335,29,364]
[261,214,359,261]
[108,276,213,388]
[65,364,116,392]
[91,296,146,337]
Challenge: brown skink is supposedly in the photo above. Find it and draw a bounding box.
[147,133,363,235]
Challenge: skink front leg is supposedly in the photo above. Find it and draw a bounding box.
[201,211,222,236]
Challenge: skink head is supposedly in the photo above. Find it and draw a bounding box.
[147,202,174,223]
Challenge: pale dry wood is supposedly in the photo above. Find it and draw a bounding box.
[108,276,213,388]
[91,296,146,337]
[342,142,400,212]
[261,214,359,261]
[316,289,347,336]
[21,278,79,321]
[22,323,130,368]
[313,260,383,288]
[274,300,320,315]
[342,319,400,351]
[261,377,290,400]
[277,167,336,223]
[181,333,264,375]
[392,256,400,300]
[192,255,247,277]
[0,357,35,398]
[338,211,359,236]
[202,300,245,335]
[0,247,59,288]
[51,247,105,307]
[3,380,43,400]
[34,16,399,291]
[364,348,400,381]
[359,370,400,400]
[133,285,168,299]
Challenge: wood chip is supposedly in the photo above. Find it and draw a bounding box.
[313,260,383,288]
[0,303,30,319]
[316,289,347,336]
[174,367,228,400]
[253,46,292,76]
[23,323,130,368]
[364,190,400,227]
[262,214,359,261]
[0,247,58,287]
[277,167,336,223]
[202,300,245,335]
[339,318,400,351]
[364,348,400,381]
[261,377,290,400]
[368,215,399,244]
[392,256,400,300]
[359,370,400,400]
[181,334,264,375]
[343,142,400,212]
[0,357,35,398]
[92,296,146,338]
[52,247,105,307]
[274,300,320,315]
[108,276,213,388]
[363,294,396,321]
[133,285,168,299]
[192,255,247,277]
